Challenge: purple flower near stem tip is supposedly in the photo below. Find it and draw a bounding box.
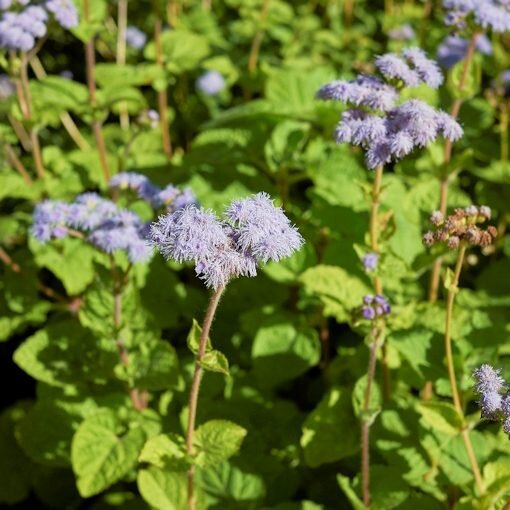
[362,252,379,272]
[360,294,391,320]
[388,24,415,41]
[0,74,14,100]
[46,0,79,29]
[437,34,492,69]
[151,193,303,290]
[362,306,376,320]
[197,70,226,96]
[0,0,12,10]
[125,25,146,50]
[60,70,73,80]
[32,200,71,242]
[474,364,506,394]
[444,0,510,33]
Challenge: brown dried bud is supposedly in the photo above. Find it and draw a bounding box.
[487,225,498,239]
[465,227,481,245]
[430,210,444,226]
[423,231,435,247]
[447,236,460,249]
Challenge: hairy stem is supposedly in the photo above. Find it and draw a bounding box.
[248,0,271,74]
[428,32,479,303]
[500,103,509,163]
[444,245,485,495]
[117,0,130,130]
[84,0,111,182]
[361,326,383,507]
[111,259,146,411]
[154,7,173,158]
[186,287,225,510]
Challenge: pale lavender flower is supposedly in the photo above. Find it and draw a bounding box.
[46,0,78,29]
[375,53,421,87]
[197,70,226,96]
[360,294,391,320]
[444,0,510,33]
[151,193,303,290]
[437,35,492,69]
[0,12,36,51]
[0,0,12,10]
[402,47,444,88]
[317,75,398,112]
[69,193,118,231]
[0,74,14,99]
[125,25,146,50]
[109,172,160,204]
[362,252,379,272]
[479,391,503,418]
[388,24,415,41]
[474,364,506,394]
[31,200,71,242]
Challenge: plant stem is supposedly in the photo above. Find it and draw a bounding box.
[444,244,485,495]
[4,143,33,185]
[361,326,383,508]
[500,103,509,163]
[111,259,146,411]
[84,0,111,183]
[116,0,130,130]
[428,32,479,303]
[154,5,173,158]
[248,0,271,74]
[185,287,225,510]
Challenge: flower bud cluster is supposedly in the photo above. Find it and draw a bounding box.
[360,294,391,320]
[423,206,497,249]
[473,364,510,434]
[444,0,510,34]
[0,0,78,52]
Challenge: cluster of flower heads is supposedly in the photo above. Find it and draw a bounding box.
[473,364,510,434]
[316,48,463,169]
[125,25,146,50]
[109,172,196,212]
[423,205,497,249]
[32,193,152,263]
[444,0,510,33]
[0,0,78,51]
[437,34,492,69]
[196,70,226,96]
[360,295,391,320]
[150,192,303,290]
[362,252,379,272]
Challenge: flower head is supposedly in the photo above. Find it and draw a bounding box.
[151,193,303,290]
[362,252,379,272]
[360,294,391,320]
[32,200,71,242]
[444,0,510,33]
[46,0,78,29]
[125,25,146,50]
[197,70,226,96]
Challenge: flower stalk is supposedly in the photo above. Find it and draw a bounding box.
[185,286,225,510]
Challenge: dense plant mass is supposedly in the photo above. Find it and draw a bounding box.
[3,0,510,509]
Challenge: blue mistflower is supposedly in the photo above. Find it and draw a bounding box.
[362,253,379,272]
[197,70,226,96]
[45,0,78,29]
[360,294,391,320]
[437,34,492,69]
[32,201,71,242]
[150,193,303,290]
[125,26,146,50]
[444,0,510,33]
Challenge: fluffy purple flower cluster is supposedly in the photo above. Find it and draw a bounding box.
[196,70,226,96]
[109,172,197,212]
[362,252,379,272]
[150,192,304,290]
[437,34,492,68]
[473,364,510,434]
[317,48,463,169]
[0,0,78,51]
[361,295,391,320]
[444,0,510,33]
[32,193,152,263]
[125,26,146,50]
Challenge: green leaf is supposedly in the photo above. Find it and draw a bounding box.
[71,410,146,497]
[448,53,481,100]
[300,265,370,322]
[444,267,458,294]
[194,420,247,467]
[252,323,320,387]
[138,434,189,470]
[187,319,211,355]
[0,405,34,504]
[416,402,462,436]
[301,387,359,467]
[137,468,187,510]
[352,375,382,423]
[199,350,230,375]
[337,475,367,510]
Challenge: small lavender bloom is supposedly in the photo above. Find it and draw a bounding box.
[0,13,35,51]
[479,391,503,418]
[388,24,415,41]
[503,416,510,434]
[363,295,374,305]
[0,0,12,10]
[225,192,303,264]
[473,364,506,394]
[375,53,420,87]
[374,294,391,314]
[362,306,376,320]
[125,25,146,50]
[109,172,161,204]
[362,252,379,272]
[402,47,444,88]
[501,70,510,84]
[32,200,71,242]
[69,193,118,231]
[437,35,492,69]
[0,74,14,99]
[147,109,159,128]
[59,69,73,80]
[46,0,79,29]
[444,0,510,33]
[16,10,47,38]
[317,75,398,112]
[197,70,226,96]
[171,188,197,212]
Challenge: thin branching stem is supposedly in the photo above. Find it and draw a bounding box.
[185,287,225,510]
[444,244,485,496]
[248,0,271,74]
[116,0,130,130]
[428,32,480,303]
